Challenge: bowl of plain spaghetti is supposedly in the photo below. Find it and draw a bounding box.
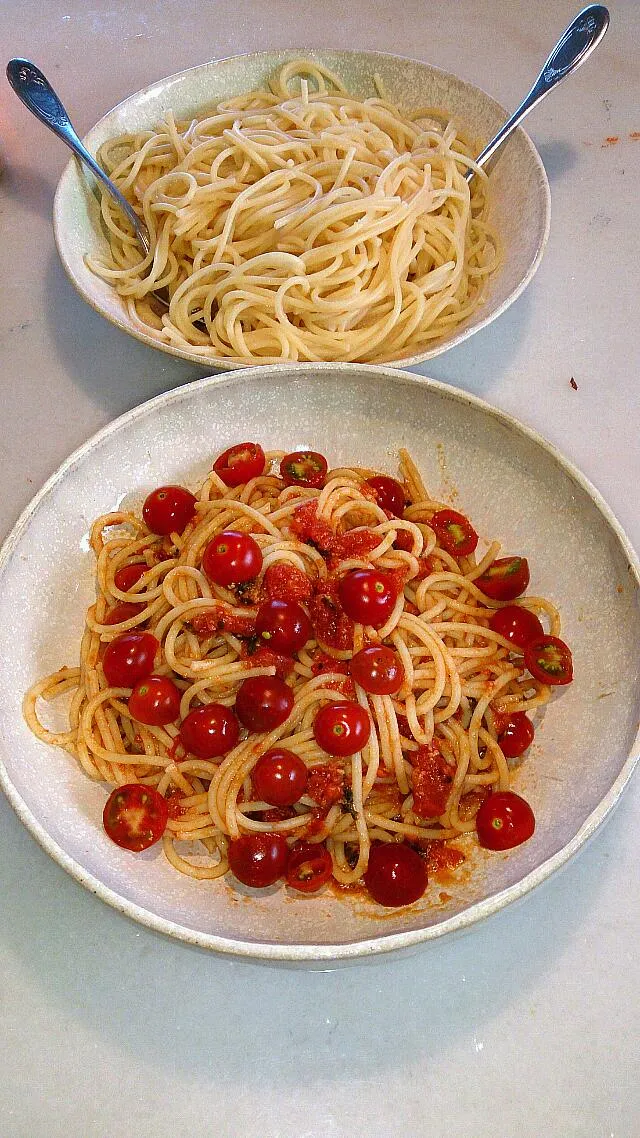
[53,49,550,368]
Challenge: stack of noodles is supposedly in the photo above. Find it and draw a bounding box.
[25,450,555,887]
[87,59,499,363]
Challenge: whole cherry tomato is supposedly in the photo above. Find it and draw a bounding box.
[114,562,147,592]
[489,605,544,650]
[350,645,404,695]
[286,841,333,892]
[202,531,262,586]
[497,712,535,757]
[227,831,289,888]
[314,701,371,756]
[476,556,530,601]
[103,783,168,852]
[337,569,399,629]
[213,443,266,487]
[280,451,328,489]
[364,475,406,518]
[429,509,478,557]
[142,485,196,535]
[235,675,294,733]
[255,598,312,655]
[102,631,158,688]
[364,841,428,906]
[128,675,181,726]
[524,635,573,686]
[179,703,240,759]
[103,602,146,626]
[475,790,535,850]
[252,748,308,806]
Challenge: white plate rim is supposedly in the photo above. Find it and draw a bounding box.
[52,47,551,372]
[1,362,638,963]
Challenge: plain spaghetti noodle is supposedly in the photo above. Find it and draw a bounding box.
[86,59,499,364]
[24,443,574,907]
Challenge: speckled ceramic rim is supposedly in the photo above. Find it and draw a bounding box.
[0,364,638,963]
[52,48,551,371]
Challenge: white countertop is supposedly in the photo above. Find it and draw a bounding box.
[1,2,638,1135]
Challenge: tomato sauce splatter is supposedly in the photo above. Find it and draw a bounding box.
[190,606,257,638]
[307,762,344,809]
[410,742,452,818]
[264,562,313,602]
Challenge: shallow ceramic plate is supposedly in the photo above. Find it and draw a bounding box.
[1,364,638,964]
[53,48,550,370]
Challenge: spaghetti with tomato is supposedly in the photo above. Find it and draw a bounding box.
[24,445,572,907]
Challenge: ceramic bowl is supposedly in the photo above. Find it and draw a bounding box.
[0,364,638,964]
[53,49,550,370]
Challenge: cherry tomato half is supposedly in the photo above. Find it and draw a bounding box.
[286,841,333,892]
[129,675,181,726]
[314,701,371,756]
[429,509,478,557]
[142,485,196,536]
[103,783,168,852]
[255,598,312,655]
[524,635,573,686]
[202,531,263,586]
[476,556,530,601]
[497,712,535,758]
[179,703,240,759]
[338,569,399,629]
[364,841,428,907]
[475,790,535,850]
[102,631,158,688]
[235,675,294,733]
[103,602,146,626]
[280,451,328,489]
[114,562,147,592]
[252,748,308,806]
[213,442,266,487]
[350,645,404,695]
[489,604,544,650]
[227,831,289,888]
[364,475,406,518]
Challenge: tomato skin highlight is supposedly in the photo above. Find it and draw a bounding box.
[128,675,181,726]
[337,569,399,629]
[497,713,535,758]
[364,841,428,907]
[350,645,404,695]
[255,598,312,656]
[202,531,262,586]
[364,475,406,517]
[213,442,265,487]
[142,485,196,536]
[476,791,535,850]
[286,841,333,892]
[476,556,530,601]
[102,631,158,688]
[429,509,478,557]
[103,783,168,852]
[235,675,294,733]
[489,605,544,650]
[227,832,289,888]
[524,635,573,686]
[114,562,147,592]
[252,748,308,806]
[313,701,371,756]
[280,451,328,488]
[179,703,240,759]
